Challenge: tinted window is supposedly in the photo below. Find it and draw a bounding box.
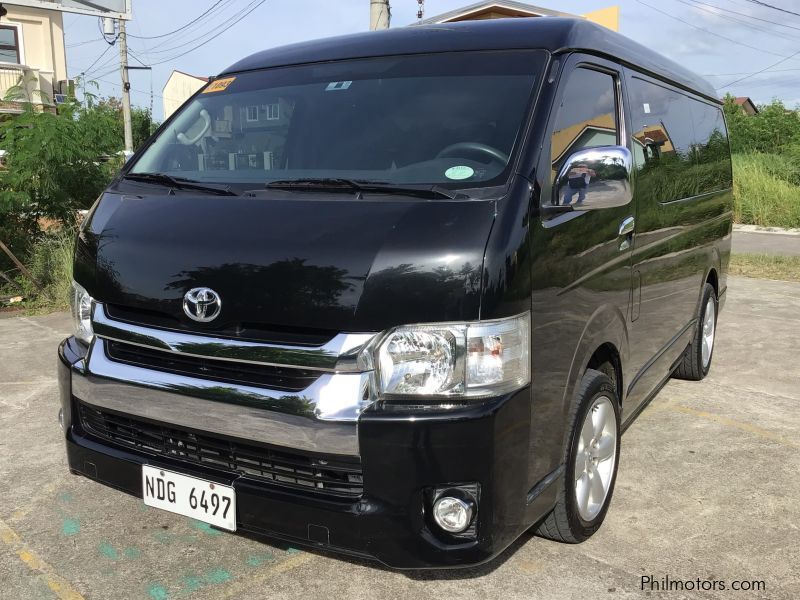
[628,76,731,202]
[131,51,545,191]
[690,100,732,191]
[550,68,618,175]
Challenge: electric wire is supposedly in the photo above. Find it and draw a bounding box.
[683,0,800,32]
[718,48,800,88]
[742,0,800,19]
[142,0,267,65]
[126,0,225,39]
[635,0,800,59]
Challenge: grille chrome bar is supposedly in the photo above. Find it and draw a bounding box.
[92,303,376,373]
[74,338,373,455]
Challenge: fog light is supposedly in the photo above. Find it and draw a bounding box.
[432,496,474,533]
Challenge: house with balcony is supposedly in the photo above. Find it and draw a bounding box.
[0,4,68,114]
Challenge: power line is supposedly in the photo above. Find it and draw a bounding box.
[144,0,267,65]
[126,0,225,39]
[79,43,114,75]
[718,48,800,88]
[634,0,800,59]
[141,0,261,56]
[142,0,237,52]
[681,0,800,36]
[66,38,104,48]
[703,67,800,75]
[675,0,800,46]
[742,0,800,19]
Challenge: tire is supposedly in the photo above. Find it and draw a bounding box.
[536,368,621,543]
[673,283,717,381]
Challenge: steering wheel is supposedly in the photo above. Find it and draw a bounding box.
[436,142,509,165]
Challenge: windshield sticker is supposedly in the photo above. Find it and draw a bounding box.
[445,165,475,180]
[202,77,236,94]
[326,81,353,91]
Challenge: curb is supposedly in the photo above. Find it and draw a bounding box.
[733,224,800,236]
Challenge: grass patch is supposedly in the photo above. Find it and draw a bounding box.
[732,153,800,228]
[729,253,800,283]
[0,228,75,313]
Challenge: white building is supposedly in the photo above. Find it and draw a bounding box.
[162,70,207,119]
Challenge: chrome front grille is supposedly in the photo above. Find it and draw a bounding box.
[76,302,378,456]
[104,303,336,346]
[78,402,364,497]
[105,339,321,392]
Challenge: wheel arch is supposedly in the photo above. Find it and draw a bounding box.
[562,303,629,417]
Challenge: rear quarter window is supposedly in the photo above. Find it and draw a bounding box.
[627,75,732,203]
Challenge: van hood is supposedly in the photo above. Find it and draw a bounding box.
[75,190,496,335]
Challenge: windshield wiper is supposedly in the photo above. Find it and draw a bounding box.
[123,172,237,196]
[265,178,461,200]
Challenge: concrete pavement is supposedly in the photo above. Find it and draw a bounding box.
[1,276,798,599]
[732,227,800,256]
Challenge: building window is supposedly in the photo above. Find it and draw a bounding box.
[266,103,279,120]
[0,25,21,64]
[246,105,259,122]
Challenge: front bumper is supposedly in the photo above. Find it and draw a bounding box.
[58,337,558,569]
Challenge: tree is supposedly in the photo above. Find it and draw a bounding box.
[91,96,159,151]
[0,93,120,271]
[723,94,800,154]
[0,78,160,271]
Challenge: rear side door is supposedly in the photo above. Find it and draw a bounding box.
[623,70,732,412]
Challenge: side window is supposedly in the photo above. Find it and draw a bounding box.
[550,68,619,179]
[628,76,730,202]
[690,101,733,192]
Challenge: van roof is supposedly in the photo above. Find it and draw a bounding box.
[221,17,719,103]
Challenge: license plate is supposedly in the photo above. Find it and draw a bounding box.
[142,466,236,531]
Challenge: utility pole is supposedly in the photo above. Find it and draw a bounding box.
[370,0,390,30]
[118,18,133,154]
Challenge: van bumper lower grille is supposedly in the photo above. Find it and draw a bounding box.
[77,402,363,498]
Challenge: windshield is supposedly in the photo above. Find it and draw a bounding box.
[130,50,545,190]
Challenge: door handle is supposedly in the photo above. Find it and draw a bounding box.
[618,216,635,237]
[618,216,635,251]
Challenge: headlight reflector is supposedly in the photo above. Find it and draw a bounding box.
[378,328,461,395]
[70,280,94,345]
[374,312,529,400]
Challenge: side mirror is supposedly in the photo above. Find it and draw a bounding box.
[545,145,632,216]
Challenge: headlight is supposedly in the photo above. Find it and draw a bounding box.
[375,312,529,400]
[70,280,94,345]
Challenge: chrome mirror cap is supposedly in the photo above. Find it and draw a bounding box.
[547,145,633,214]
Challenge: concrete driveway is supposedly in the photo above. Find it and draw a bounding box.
[1,276,797,600]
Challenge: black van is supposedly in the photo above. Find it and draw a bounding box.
[58,18,732,568]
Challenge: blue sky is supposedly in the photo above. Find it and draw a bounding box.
[62,0,800,122]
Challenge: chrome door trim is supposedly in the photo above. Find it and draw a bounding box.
[91,303,376,372]
[73,339,371,456]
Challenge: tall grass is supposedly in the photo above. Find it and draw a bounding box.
[20,228,75,311]
[733,153,800,228]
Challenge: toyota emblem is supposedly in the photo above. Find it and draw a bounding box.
[183,287,222,322]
